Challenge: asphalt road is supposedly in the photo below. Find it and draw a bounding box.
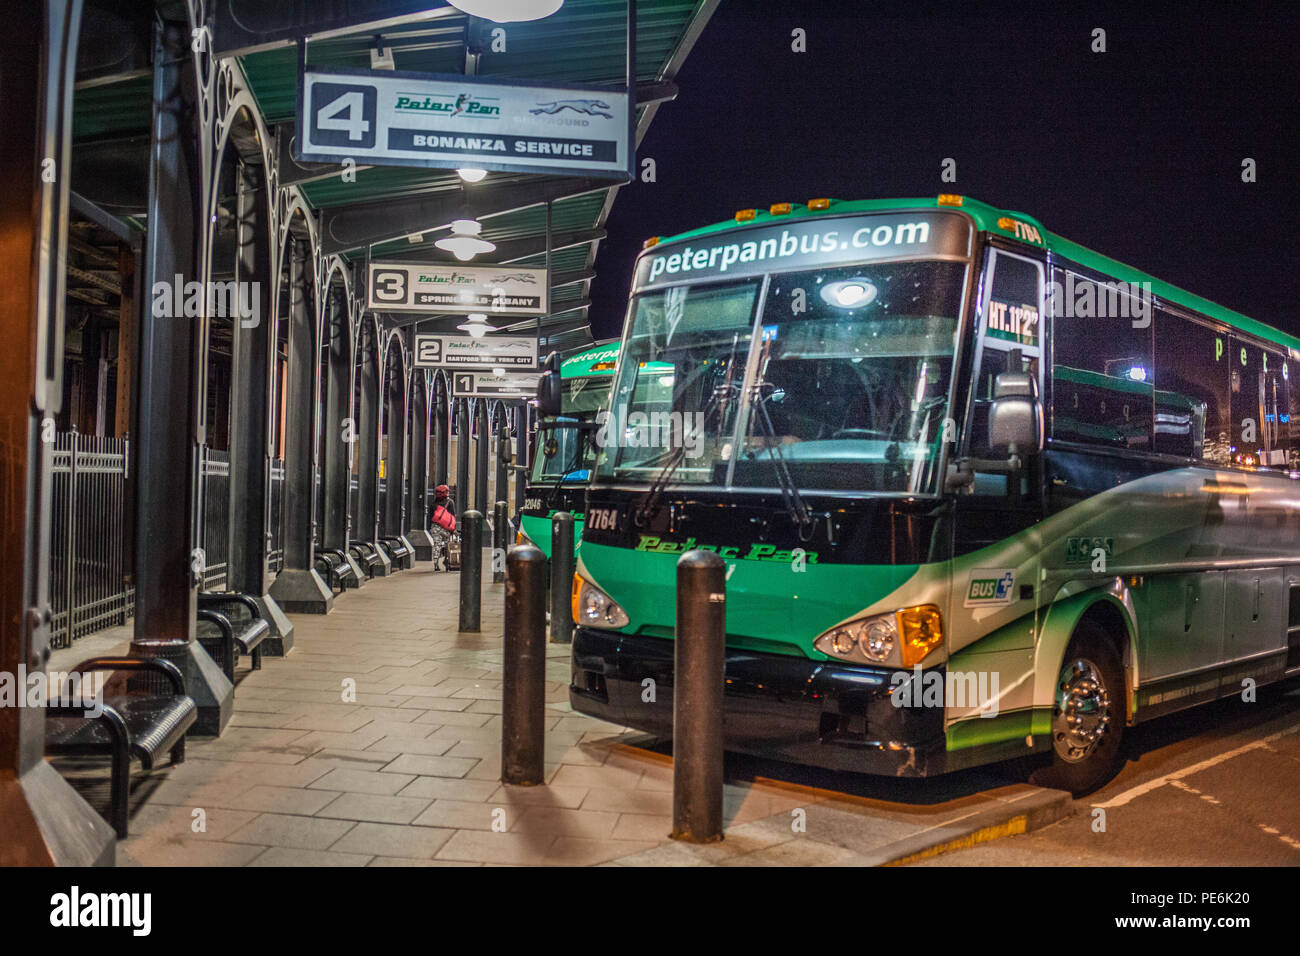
[910,677,1300,866]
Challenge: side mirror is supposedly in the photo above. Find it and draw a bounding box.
[988,371,1042,458]
[536,350,561,417]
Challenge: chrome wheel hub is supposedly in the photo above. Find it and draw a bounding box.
[1052,657,1112,763]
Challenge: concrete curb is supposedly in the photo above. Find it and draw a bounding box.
[868,787,1074,866]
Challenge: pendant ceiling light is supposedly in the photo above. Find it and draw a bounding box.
[448,1,564,23]
[435,218,496,261]
[457,313,496,339]
[457,168,488,183]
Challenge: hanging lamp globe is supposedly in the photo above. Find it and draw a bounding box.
[435,218,496,261]
[448,1,564,23]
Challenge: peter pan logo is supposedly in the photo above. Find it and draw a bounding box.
[395,92,500,117]
[634,534,818,564]
[965,569,1015,607]
[417,272,476,284]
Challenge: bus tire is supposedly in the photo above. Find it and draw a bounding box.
[1030,621,1125,797]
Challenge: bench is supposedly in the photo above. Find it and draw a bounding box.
[317,547,358,590]
[348,539,382,578]
[45,656,196,838]
[380,535,412,570]
[196,591,269,682]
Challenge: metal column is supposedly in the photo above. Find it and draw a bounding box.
[130,16,233,733]
[229,162,293,652]
[474,397,489,513]
[381,350,411,567]
[455,396,470,512]
[268,241,333,610]
[321,285,353,560]
[355,323,390,576]
[0,0,115,865]
[406,367,435,560]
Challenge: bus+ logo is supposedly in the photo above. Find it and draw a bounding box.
[964,569,1016,608]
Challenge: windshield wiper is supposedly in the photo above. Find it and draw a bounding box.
[632,377,736,528]
[749,382,815,541]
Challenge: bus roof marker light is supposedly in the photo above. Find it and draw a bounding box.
[821,278,878,309]
[735,208,758,222]
[807,198,832,210]
[769,202,794,215]
[937,194,964,206]
[643,236,660,249]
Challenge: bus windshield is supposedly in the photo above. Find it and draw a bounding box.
[530,377,612,482]
[597,260,967,494]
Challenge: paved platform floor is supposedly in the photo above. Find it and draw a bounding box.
[48,561,1058,866]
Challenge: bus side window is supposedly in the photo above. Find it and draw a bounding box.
[1049,267,1153,451]
[969,252,1041,463]
[1153,309,1229,462]
[1232,337,1292,468]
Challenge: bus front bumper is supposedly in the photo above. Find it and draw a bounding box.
[569,627,949,777]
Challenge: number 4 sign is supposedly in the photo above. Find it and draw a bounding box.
[308,82,377,150]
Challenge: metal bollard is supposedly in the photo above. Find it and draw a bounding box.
[458,510,482,632]
[502,544,547,785]
[549,511,575,644]
[493,500,508,583]
[672,549,726,843]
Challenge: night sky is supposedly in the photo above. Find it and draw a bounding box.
[589,0,1300,341]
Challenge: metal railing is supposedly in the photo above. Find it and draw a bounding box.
[269,458,285,572]
[49,431,133,648]
[199,447,230,591]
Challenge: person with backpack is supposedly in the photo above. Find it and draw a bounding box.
[430,484,456,533]
[430,485,459,571]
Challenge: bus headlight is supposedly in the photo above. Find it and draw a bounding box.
[572,574,629,629]
[814,606,943,667]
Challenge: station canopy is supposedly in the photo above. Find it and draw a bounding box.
[69,0,716,352]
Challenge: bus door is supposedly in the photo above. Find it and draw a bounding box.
[948,248,1046,726]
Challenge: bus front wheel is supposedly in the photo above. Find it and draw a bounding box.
[1030,622,1125,796]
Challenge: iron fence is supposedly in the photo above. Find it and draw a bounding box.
[199,447,230,591]
[49,431,133,648]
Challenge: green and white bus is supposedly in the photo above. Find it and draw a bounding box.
[517,340,621,559]
[567,194,1300,795]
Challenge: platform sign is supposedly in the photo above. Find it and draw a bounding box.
[369,262,548,315]
[451,371,540,399]
[297,68,631,179]
[414,333,539,370]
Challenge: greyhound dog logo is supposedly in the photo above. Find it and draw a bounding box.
[530,99,614,118]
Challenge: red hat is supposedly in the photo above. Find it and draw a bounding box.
[435,484,450,497]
